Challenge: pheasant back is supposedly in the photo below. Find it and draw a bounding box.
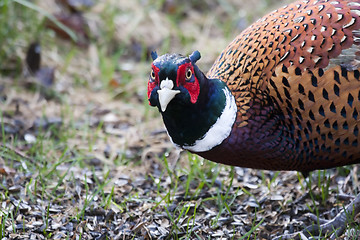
[206,0,360,171]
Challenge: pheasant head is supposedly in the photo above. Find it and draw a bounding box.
[148,51,202,112]
[147,51,237,153]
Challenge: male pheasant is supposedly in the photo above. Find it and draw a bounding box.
[148,0,360,237]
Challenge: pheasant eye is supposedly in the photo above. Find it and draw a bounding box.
[150,69,156,81]
[185,68,192,80]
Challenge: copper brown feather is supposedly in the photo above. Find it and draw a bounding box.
[201,0,360,171]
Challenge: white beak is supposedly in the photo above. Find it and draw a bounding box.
[157,77,180,112]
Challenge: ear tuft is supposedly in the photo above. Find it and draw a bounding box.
[189,51,201,63]
[151,51,158,60]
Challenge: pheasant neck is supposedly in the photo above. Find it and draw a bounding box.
[162,76,237,152]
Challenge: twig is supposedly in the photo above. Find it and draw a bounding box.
[0,143,34,163]
[0,143,38,170]
[274,193,360,240]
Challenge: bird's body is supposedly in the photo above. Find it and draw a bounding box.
[148,0,360,172]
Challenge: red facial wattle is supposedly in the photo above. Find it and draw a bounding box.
[176,63,200,104]
[147,64,160,103]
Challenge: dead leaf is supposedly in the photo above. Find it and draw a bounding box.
[0,165,16,175]
[45,12,89,47]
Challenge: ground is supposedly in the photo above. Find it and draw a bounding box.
[0,0,360,239]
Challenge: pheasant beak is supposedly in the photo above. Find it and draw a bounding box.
[157,77,180,112]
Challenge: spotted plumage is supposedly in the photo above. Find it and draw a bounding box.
[148,0,360,172]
